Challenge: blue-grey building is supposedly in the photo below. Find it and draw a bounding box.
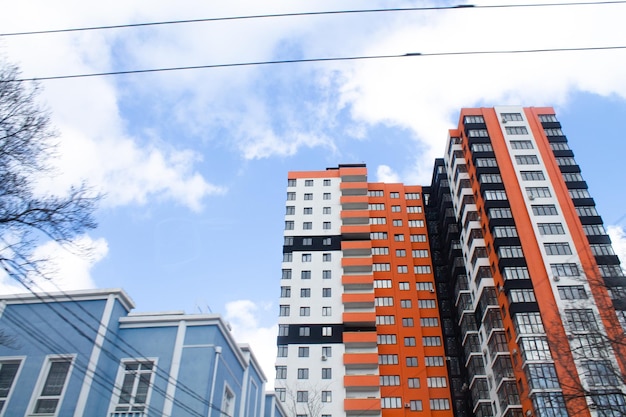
[0,288,285,417]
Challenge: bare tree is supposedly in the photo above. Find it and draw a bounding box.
[283,383,330,417]
[0,60,98,288]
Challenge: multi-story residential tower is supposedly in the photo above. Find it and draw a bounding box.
[275,165,453,417]
[426,106,626,417]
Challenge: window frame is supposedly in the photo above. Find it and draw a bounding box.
[0,357,23,416]
[30,355,75,417]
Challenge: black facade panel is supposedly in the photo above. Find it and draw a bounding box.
[559,165,582,173]
[283,235,342,253]
[564,181,588,190]
[491,237,521,249]
[552,149,575,158]
[277,324,345,344]
[579,216,604,225]
[503,280,535,291]
[509,302,540,316]
[498,258,528,268]
[571,198,596,207]
[483,200,511,210]
[541,121,562,129]
[475,167,501,176]
[586,235,612,245]
[488,218,516,227]
[595,255,621,265]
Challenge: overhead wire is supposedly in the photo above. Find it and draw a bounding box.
[0,1,624,37]
[5,45,626,82]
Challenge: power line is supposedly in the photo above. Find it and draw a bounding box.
[0,1,624,37]
[8,45,626,82]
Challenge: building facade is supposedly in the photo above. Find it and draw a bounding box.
[276,165,453,417]
[275,107,626,417]
[0,288,286,417]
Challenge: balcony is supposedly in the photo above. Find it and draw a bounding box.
[342,292,375,308]
[344,353,378,369]
[344,375,380,391]
[344,331,377,348]
[343,312,376,326]
[344,398,381,415]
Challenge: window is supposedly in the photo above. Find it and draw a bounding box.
[544,242,572,255]
[391,205,402,212]
[423,336,442,346]
[480,173,502,183]
[468,129,489,137]
[414,265,432,274]
[380,375,400,386]
[416,282,434,292]
[394,249,406,257]
[394,234,405,241]
[287,179,296,187]
[552,142,571,151]
[302,222,312,230]
[556,157,577,166]
[503,266,530,280]
[221,386,236,417]
[287,192,296,201]
[302,237,312,246]
[526,364,560,390]
[564,309,598,331]
[411,234,427,242]
[302,253,312,262]
[427,377,448,388]
[304,179,313,186]
[532,204,558,216]
[284,236,293,246]
[284,221,294,230]
[420,317,439,327]
[404,337,416,346]
[278,325,289,336]
[584,360,619,386]
[276,388,286,402]
[377,334,397,344]
[515,155,540,165]
[412,249,429,258]
[376,315,395,325]
[300,288,310,298]
[370,232,388,240]
[277,345,288,357]
[521,170,546,181]
[283,253,292,262]
[373,263,391,272]
[323,221,331,230]
[471,143,493,152]
[514,312,545,334]
[304,193,313,200]
[392,219,403,226]
[281,269,291,280]
[406,357,418,367]
[299,327,310,336]
[369,203,385,210]
[407,206,422,213]
[390,192,400,198]
[484,190,507,200]
[509,289,537,303]
[430,398,450,410]
[397,265,408,274]
[576,206,599,217]
[323,207,331,214]
[510,140,534,149]
[563,172,583,182]
[381,397,402,409]
[584,224,607,236]
[323,192,331,200]
[379,354,398,365]
[297,368,309,379]
[322,368,332,379]
[280,286,291,297]
[569,189,591,199]
[408,378,420,388]
[408,220,424,227]
[400,299,412,308]
[527,187,551,198]
[322,288,331,297]
[374,279,393,289]
[323,179,331,186]
[418,299,436,308]
[425,356,444,366]
[489,207,512,219]
[600,265,625,278]
[322,346,332,358]
[111,360,153,416]
[0,360,20,412]
[301,270,311,279]
[296,391,308,402]
[298,347,309,357]
[398,282,410,290]
[322,327,332,336]
[551,263,579,277]
[321,391,332,403]
[368,190,384,197]
[299,307,310,316]
[322,253,331,262]
[501,112,523,121]
[538,223,565,235]
[490,226,518,238]
[498,246,524,258]
[303,207,313,215]
[539,114,558,122]
[322,270,331,279]
[286,206,295,215]
[558,286,588,300]
[279,305,290,316]
[322,307,332,316]
[405,193,420,200]
[374,297,393,307]
[402,318,414,327]
[476,158,498,168]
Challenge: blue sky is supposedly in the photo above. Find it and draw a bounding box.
[2,0,626,380]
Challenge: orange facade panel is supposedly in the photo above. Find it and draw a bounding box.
[343,331,377,345]
[342,292,375,304]
[340,181,368,191]
[340,209,370,219]
[341,257,371,268]
[341,240,372,250]
[341,224,370,235]
[288,170,339,179]
[344,398,381,414]
[344,374,379,389]
[338,166,368,177]
[342,274,373,286]
[340,195,368,207]
[343,353,378,366]
[343,311,376,325]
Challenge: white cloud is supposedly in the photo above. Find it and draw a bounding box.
[376,165,400,183]
[608,226,626,271]
[0,235,108,294]
[225,300,277,386]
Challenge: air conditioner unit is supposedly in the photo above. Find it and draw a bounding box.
[429,288,435,293]
[502,118,508,124]
[405,403,411,408]
[321,355,327,361]
[553,276,560,282]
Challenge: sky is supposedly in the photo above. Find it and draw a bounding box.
[1,0,626,386]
